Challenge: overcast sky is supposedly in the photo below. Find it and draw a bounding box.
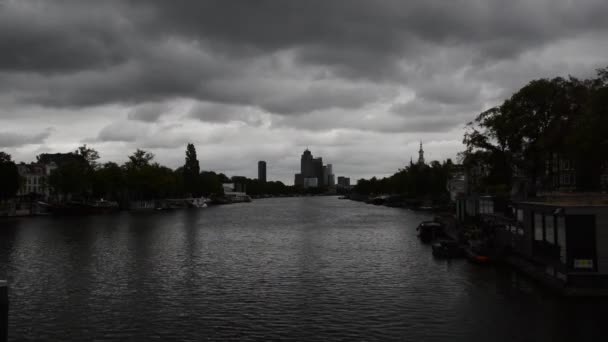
[1,0,607,184]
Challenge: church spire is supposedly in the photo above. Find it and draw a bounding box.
[418,141,425,165]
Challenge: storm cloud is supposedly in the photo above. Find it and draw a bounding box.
[1,0,607,182]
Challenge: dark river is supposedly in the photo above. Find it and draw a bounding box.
[0,197,606,341]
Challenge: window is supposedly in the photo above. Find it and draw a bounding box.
[545,215,555,244]
[517,209,524,222]
[479,199,493,214]
[534,213,543,241]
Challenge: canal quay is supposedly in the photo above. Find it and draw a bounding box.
[1,197,606,341]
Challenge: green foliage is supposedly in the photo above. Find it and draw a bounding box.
[200,171,224,195]
[183,143,202,196]
[48,155,92,198]
[92,162,125,201]
[354,160,454,201]
[76,144,100,169]
[0,152,19,200]
[463,66,608,193]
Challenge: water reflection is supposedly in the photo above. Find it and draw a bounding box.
[0,197,605,341]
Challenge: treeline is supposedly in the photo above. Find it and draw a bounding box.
[1,143,295,203]
[355,66,608,198]
[354,160,455,202]
[463,66,608,194]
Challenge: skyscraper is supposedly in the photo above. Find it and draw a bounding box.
[326,164,335,186]
[258,161,267,183]
[294,148,333,188]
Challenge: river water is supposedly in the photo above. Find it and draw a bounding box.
[0,197,606,341]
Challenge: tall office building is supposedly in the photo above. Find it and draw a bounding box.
[326,164,335,186]
[337,176,350,187]
[294,149,334,188]
[258,161,267,183]
[313,157,323,186]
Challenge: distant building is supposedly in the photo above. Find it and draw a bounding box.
[16,162,57,199]
[313,157,323,186]
[418,141,425,165]
[294,173,304,187]
[258,161,267,183]
[303,177,318,188]
[323,164,335,186]
[295,148,334,188]
[337,176,350,188]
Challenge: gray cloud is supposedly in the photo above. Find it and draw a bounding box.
[189,102,264,126]
[1,1,608,182]
[0,128,52,148]
[95,121,149,143]
[2,0,606,113]
[128,103,170,122]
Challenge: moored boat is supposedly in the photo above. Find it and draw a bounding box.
[431,240,464,258]
[49,200,119,215]
[417,221,444,243]
[464,240,492,264]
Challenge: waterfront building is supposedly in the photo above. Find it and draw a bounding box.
[258,161,267,183]
[455,193,608,294]
[16,162,57,199]
[508,196,608,293]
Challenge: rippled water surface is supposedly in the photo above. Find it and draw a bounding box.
[1,197,606,341]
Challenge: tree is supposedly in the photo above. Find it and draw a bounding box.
[125,149,154,170]
[92,162,125,201]
[183,143,202,196]
[76,144,100,169]
[48,158,91,199]
[123,149,155,200]
[461,67,608,193]
[200,171,223,195]
[0,152,20,200]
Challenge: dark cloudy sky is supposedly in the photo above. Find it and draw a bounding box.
[1,0,607,183]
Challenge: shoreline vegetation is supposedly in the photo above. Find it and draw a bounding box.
[0,144,341,217]
[2,66,608,217]
[352,66,608,201]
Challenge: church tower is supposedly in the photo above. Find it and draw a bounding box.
[417,141,425,165]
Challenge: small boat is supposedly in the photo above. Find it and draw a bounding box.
[49,199,119,215]
[417,221,444,243]
[432,240,464,258]
[464,241,492,264]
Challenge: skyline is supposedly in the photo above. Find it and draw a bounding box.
[2,1,608,184]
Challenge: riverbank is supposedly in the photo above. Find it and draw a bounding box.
[344,193,451,212]
[2,196,605,341]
